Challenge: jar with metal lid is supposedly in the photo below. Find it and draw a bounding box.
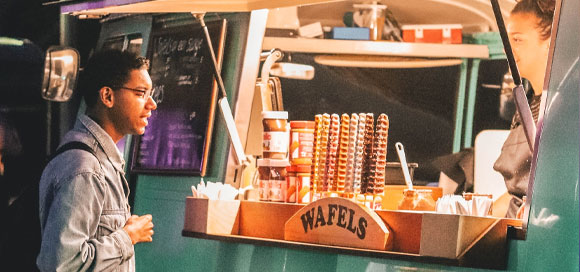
[262,111,289,159]
[257,159,270,201]
[268,159,289,202]
[289,121,315,165]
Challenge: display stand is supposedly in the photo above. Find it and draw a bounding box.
[183,197,511,269]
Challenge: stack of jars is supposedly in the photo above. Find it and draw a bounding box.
[257,111,289,202]
[287,121,315,203]
[257,111,315,203]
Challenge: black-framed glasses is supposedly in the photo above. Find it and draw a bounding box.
[116,86,155,101]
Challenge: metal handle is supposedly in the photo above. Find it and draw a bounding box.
[395,142,413,190]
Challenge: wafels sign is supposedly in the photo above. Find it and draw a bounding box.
[284,197,392,250]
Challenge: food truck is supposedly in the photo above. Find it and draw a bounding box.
[24,0,580,270]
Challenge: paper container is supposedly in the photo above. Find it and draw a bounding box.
[419,213,505,259]
[183,197,240,235]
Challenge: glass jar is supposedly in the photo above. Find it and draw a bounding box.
[262,111,289,159]
[397,189,417,210]
[257,159,270,201]
[286,165,297,203]
[397,189,436,211]
[289,121,315,165]
[296,165,311,204]
[414,189,436,211]
[268,159,289,202]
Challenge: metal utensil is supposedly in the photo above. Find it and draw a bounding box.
[395,142,413,190]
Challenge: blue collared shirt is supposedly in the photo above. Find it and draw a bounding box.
[38,114,135,271]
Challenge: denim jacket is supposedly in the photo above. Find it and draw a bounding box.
[37,114,135,271]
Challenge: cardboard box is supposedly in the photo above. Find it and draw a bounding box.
[183,197,240,235]
[402,24,462,44]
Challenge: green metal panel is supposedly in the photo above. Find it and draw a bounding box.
[452,59,468,152]
[519,0,579,270]
[463,58,481,148]
[131,12,252,271]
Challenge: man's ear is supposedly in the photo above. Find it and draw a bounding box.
[99,87,115,108]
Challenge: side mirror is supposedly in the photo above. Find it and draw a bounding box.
[41,46,80,102]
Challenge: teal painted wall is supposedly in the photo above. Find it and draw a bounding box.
[131,12,251,271]
[128,1,580,270]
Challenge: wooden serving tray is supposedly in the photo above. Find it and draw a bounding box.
[183,197,513,269]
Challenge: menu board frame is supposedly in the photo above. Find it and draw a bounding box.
[130,18,227,176]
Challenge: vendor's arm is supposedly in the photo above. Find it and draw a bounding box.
[37,171,134,271]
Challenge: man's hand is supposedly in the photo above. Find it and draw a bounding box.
[123,214,154,245]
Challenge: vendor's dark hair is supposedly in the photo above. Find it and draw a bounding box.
[512,0,556,40]
[79,50,149,107]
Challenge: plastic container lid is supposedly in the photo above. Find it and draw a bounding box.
[290,121,315,129]
[262,111,288,120]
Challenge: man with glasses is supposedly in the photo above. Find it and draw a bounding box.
[37,50,157,271]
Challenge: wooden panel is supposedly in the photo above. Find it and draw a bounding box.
[239,201,305,239]
[285,197,393,251]
[419,213,498,259]
[374,210,422,254]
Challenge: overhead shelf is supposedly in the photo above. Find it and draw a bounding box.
[262,37,489,59]
[314,55,464,68]
[53,0,335,15]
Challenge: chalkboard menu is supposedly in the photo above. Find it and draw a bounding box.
[131,19,226,175]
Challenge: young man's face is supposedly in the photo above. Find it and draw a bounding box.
[111,68,156,138]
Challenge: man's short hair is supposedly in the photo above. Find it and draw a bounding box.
[79,50,149,107]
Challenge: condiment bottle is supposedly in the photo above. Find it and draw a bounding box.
[289,121,315,165]
[262,111,289,159]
